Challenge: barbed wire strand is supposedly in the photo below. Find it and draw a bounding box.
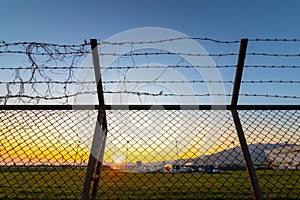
[1,39,300,105]
[102,80,300,84]
[248,38,300,42]
[3,38,300,48]
[4,51,300,57]
[2,65,300,71]
[1,91,299,99]
[102,91,300,99]
[1,80,300,85]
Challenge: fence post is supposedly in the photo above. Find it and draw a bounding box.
[81,39,108,200]
[231,39,263,200]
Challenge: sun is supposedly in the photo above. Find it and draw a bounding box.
[113,154,125,164]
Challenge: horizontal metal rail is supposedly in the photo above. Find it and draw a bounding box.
[0,104,299,110]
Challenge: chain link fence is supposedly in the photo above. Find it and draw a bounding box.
[0,37,300,199]
[100,109,252,200]
[0,109,299,199]
[0,110,97,199]
[240,110,300,199]
[98,109,299,200]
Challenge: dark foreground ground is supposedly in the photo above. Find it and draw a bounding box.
[0,168,299,199]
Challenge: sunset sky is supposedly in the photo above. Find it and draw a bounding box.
[0,0,299,165]
[1,0,300,104]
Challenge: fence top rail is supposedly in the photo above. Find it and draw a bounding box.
[0,104,299,110]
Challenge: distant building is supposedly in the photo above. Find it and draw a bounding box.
[265,145,300,170]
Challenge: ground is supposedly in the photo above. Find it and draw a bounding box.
[0,168,299,199]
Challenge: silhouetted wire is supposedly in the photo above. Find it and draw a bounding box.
[0,91,97,100]
[0,66,93,70]
[0,50,89,55]
[2,90,299,100]
[244,65,300,68]
[102,80,300,84]
[0,81,96,84]
[101,91,300,99]
[1,80,299,85]
[2,65,300,70]
[247,53,300,57]
[1,39,300,104]
[98,37,240,45]
[0,41,89,49]
[249,38,300,42]
[103,65,235,69]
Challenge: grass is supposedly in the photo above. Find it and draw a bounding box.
[0,168,299,199]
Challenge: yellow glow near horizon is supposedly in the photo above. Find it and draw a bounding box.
[1,110,299,165]
[0,110,94,165]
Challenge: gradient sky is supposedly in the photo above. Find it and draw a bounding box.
[1,0,300,105]
[1,1,299,164]
[1,0,300,43]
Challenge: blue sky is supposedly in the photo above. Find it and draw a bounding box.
[0,0,299,164]
[1,0,300,43]
[0,0,300,105]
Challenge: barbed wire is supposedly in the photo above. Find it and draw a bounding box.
[103,65,300,69]
[244,65,300,68]
[102,91,300,99]
[242,80,300,84]
[239,94,300,99]
[0,41,92,105]
[102,65,236,69]
[98,37,240,45]
[101,52,238,57]
[1,80,299,85]
[247,53,300,57]
[248,38,300,42]
[102,80,300,84]
[103,91,230,97]
[0,50,238,57]
[100,52,300,57]
[0,66,93,70]
[0,81,96,85]
[1,90,299,105]
[0,50,89,55]
[101,37,300,45]
[1,39,300,105]
[2,40,300,58]
[102,80,233,84]
[4,51,300,58]
[2,65,300,70]
[3,37,300,48]
[1,38,300,49]
[0,41,89,48]
[0,91,97,101]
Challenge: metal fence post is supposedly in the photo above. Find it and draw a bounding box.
[231,39,263,200]
[81,39,108,200]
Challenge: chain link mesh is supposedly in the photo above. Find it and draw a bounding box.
[99,110,252,199]
[0,110,97,199]
[0,109,299,199]
[239,110,300,199]
[1,38,300,199]
[96,109,298,199]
